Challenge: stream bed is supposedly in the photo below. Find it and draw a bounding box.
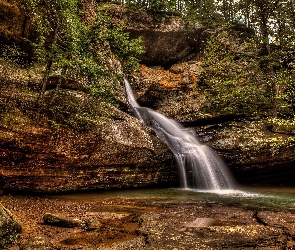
[2,186,295,249]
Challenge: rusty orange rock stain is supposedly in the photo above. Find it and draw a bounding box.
[138,65,184,90]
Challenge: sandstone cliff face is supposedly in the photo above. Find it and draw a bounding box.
[0,2,179,193]
[129,60,295,187]
[0,93,176,193]
[0,0,25,46]
[112,5,295,186]
[129,64,295,186]
[0,58,177,193]
[126,62,295,187]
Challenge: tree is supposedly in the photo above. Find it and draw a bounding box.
[25,0,143,99]
[200,30,268,116]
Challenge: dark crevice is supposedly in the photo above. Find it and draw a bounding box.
[252,211,268,226]
[179,114,250,127]
[266,125,295,136]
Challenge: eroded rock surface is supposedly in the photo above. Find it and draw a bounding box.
[0,112,176,192]
[197,121,295,186]
[0,85,176,193]
[138,205,293,250]
[2,191,295,250]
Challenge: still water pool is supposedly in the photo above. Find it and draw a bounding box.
[51,186,295,213]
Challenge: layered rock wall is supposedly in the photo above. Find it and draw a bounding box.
[0,99,176,193]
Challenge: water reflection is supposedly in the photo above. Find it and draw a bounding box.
[50,186,295,213]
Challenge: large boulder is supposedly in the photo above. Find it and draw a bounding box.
[43,213,86,228]
[109,4,205,66]
[0,203,22,248]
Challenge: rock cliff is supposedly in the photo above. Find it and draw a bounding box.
[109,4,206,66]
[130,64,295,186]
[0,72,177,192]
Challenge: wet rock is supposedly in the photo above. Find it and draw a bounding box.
[184,217,241,228]
[185,217,218,227]
[203,225,287,249]
[138,207,289,250]
[20,236,58,250]
[86,219,102,231]
[0,203,22,248]
[203,121,295,186]
[43,213,86,228]
[2,191,295,250]
[84,211,131,230]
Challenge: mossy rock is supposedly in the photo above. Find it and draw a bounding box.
[0,203,22,248]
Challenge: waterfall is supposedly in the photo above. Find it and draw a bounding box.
[123,75,236,190]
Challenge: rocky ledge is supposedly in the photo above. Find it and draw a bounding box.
[1,191,295,249]
[0,107,177,193]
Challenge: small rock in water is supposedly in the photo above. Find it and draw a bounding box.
[43,213,86,229]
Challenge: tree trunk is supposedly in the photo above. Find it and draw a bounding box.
[40,60,53,97]
[272,81,277,118]
[40,19,60,97]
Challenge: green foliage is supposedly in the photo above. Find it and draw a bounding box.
[25,0,143,95]
[43,88,118,131]
[185,0,223,26]
[106,22,144,72]
[272,68,295,119]
[88,6,144,73]
[200,31,269,115]
[122,0,183,13]
[44,90,99,131]
[20,0,144,129]
[268,118,295,134]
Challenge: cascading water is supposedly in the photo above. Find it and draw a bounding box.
[123,75,236,190]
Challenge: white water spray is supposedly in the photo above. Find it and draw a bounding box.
[123,75,236,190]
